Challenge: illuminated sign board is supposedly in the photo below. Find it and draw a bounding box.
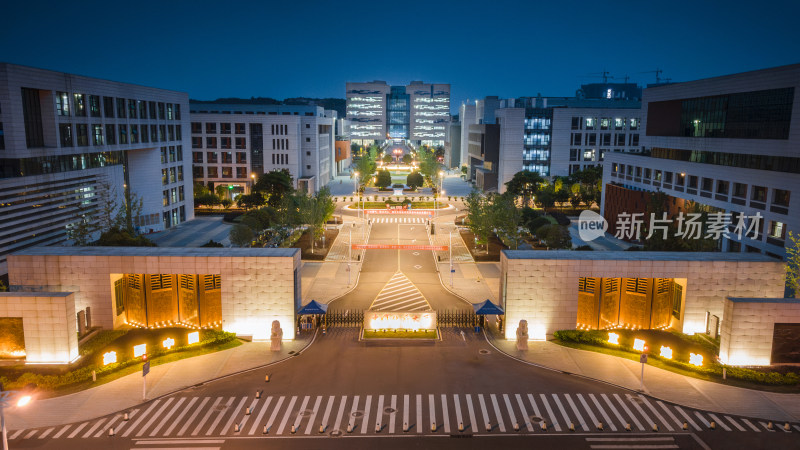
[364,311,436,331]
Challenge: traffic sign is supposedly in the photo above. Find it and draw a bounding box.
[451,269,456,273]
[142,361,150,376]
[640,354,648,364]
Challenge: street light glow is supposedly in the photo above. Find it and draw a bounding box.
[633,338,646,352]
[689,353,703,366]
[187,331,200,345]
[16,395,32,407]
[660,345,673,359]
[103,351,117,365]
[607,332,619,345]
[133,343,146,358]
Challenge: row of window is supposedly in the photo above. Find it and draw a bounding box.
[192,166,249,179]
[191,122,247,134]
[159,146,184,164]
[570,148,634,162]
[191,136,246,149]
[164,206,186,229]
[571,132,639,147]
[571,117,640,131]
[192,151,248,164]
[162,186,186,206]
[59,123,182,147]
[56,92,181,120]
[161,166,184,186]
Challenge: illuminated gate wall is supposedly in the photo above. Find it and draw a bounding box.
[577,277,678,330]
[118,274,222,328]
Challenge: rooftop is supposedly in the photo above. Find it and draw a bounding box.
[502,250,780,262]
[12,246,299,258]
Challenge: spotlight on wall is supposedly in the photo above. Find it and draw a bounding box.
[660,346,673,359]
[187,331,200,345]
[633,339,646,352]
[133,344,147,358]
[689,353,703,366]
[607,332,619,345]
[162,337,175,349]
[103,351,117,365]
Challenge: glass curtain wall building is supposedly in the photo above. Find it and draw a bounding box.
[387,86,409,139]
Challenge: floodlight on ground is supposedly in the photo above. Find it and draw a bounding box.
[607,332,619,345]
[633,338,646,352]
[689,353,703,366]
[103,351,117,365]
[660,346,673,359]
[16,396,31,407]
[133,344,146,358]
[162,337,175,349]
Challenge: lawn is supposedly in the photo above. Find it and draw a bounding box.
[363,329,438,339]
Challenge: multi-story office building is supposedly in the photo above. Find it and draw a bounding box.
[0,63,193,275]
[601,63,799,258]
[189,103,336,194]
[346,81,449,147]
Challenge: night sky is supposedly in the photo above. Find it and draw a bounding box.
[2,0,798,112]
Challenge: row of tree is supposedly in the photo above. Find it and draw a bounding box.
[67,183,156,247]
[504,167,602,210]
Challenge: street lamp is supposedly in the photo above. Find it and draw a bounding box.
[250,173,256,193]
[353,171,360,221]
[1,385,33,450]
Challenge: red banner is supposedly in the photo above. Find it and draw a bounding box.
[363,209,433,216]
[351,244,448,250]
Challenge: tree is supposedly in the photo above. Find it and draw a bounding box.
[236,193,266,210]
[787,232,800,298]
[354,150,376,186]
[200,240,224,247]
[229,223,254,247]
[253,169,294,207]
[536,224,571,249]
[465,190,493,253]
[194,192,221,208]
[95,227,156,247]
[376,170,392,188]
[299,187,335,252]
[492,192,524,249]
[505,170,544,207]
[406,171,424,189]
[382,154,393,164]
[419,146,441,184]
[215,184,229,200]
[68,182,145,245]
[241,207,277,233]
[536,186,556,211]
[402,154,412,164]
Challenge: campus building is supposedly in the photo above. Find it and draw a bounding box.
[189,103,336,195]
[346,81,450,147]
[0,63,193,276]
[601,63,799,258]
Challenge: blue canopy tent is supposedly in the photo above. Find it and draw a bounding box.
[473,299,504,315]
[298,300,328,315]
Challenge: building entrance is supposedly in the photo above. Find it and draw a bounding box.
[576,277,685,331]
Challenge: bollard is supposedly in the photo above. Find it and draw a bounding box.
[652,423,658,432]
[785,423,791,432]
[569,422,575,432]
[541,420,547,431]
[263,425,269,434]
[768,421,774,430]
[403,422,409,432]
[92,370,96,382]
[625,423,631,431]
[347,423,353,433]
[256,390,261,399]
[123,412,129,421]
[458,422,464,432]
[234,423,240,432]
[597,422,603,431]
[291,425,296,434]
[683,422,688,430]
[710,421,716,430]
[246,407,251,415]
[265,374,270,382]
[431,422,436,432]
[376,423,381,433]
[486,422,491,432]
[514,422,519,432]
[108,428,115,437]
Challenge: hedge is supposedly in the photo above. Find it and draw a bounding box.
[0,330,237,391]
[554,330,800,386]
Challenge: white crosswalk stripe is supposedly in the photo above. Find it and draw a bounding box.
[10,392,794,440]
[369,271,431,312]
[371,217,427,224]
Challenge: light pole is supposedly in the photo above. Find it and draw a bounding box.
[348,229,352,286]
[250,173,256,193]
[449,230,453,287]
[353,171,360,221]
[1,386,32,450]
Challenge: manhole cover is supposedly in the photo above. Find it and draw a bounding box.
[530,415,542,423]
[351,410,364,418]
[384,407,397,414]
[300,409,314,416]
[329,429,342,437]
[479,349,491,355]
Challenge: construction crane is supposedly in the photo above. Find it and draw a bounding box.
[584,70,614,83]
[640,68,665,84]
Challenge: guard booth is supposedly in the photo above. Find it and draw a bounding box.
[298,299,328,330]
[473,299,504,332]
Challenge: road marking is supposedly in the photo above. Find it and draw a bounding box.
[38,427,55,439]
[277,395,298,434]
[428,394,436,430]
[707,413,731,431]
[441,394,451,433]
[740,418,761,432]
[453,395,464,431]
[539,393,561,431]
[332,395,346,432]
[672,405,701,431]
[9,430,25,440]
[52,424,72,439]
[374,395,384,432]
[165,397,199,436]
[205,397,236,436]
[589,394,616,431]
[759,421,776,431]
[478,394,490,429]
[191,397,222,436]
[612,394,643,431]
[23,430,37,439]
[466,394,478,432]
[150,397,185,436]
[551,394,572,431]
[67,422,89,438]
[625,394,654,430]
[82,417,107,438]
[389,395,397,433]
[180,397,211,436]
[416,394,422,434]
[133,439,224,444]
[577,394,600,431]
[319,395,334,432]
[292,396,310,431]
[655,401,683,430]
[564,394,589,431]
[693,411,711,428]
[361,395,372,434]
[304,396,323,435]
[249,396,272,435]
[490,394,506,432]
[502,394,517,431]
[638,395,672,431]
[515,394,533,432]
[723,415,746,431]
[346,395,360,432]
[220,396,249,434]
[124,400,163,437]
[526,394,542,423]
[402,395,409,432]
[138,398,175,436]
[238,398,260,432]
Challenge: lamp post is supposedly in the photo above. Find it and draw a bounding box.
[250,173,256,193]
[449,230,453,287]
[1,385,32,450]
[353,171,360,221]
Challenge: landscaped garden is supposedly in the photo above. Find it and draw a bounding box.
[553,329,800,392]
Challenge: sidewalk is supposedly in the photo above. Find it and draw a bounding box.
[485,332,800,422]
[5,333,314,431]
[301,261,360,304]
[437,261,500,304]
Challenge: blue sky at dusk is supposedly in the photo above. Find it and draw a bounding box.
[2,0,798,112]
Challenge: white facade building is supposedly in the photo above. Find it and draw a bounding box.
[346,81,390,143]
[0,63,193,275]
[189,104,336,194]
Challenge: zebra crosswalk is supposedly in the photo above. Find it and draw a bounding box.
[369,271,431,311]
[9,392,798,441]
[370,217,427,224]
